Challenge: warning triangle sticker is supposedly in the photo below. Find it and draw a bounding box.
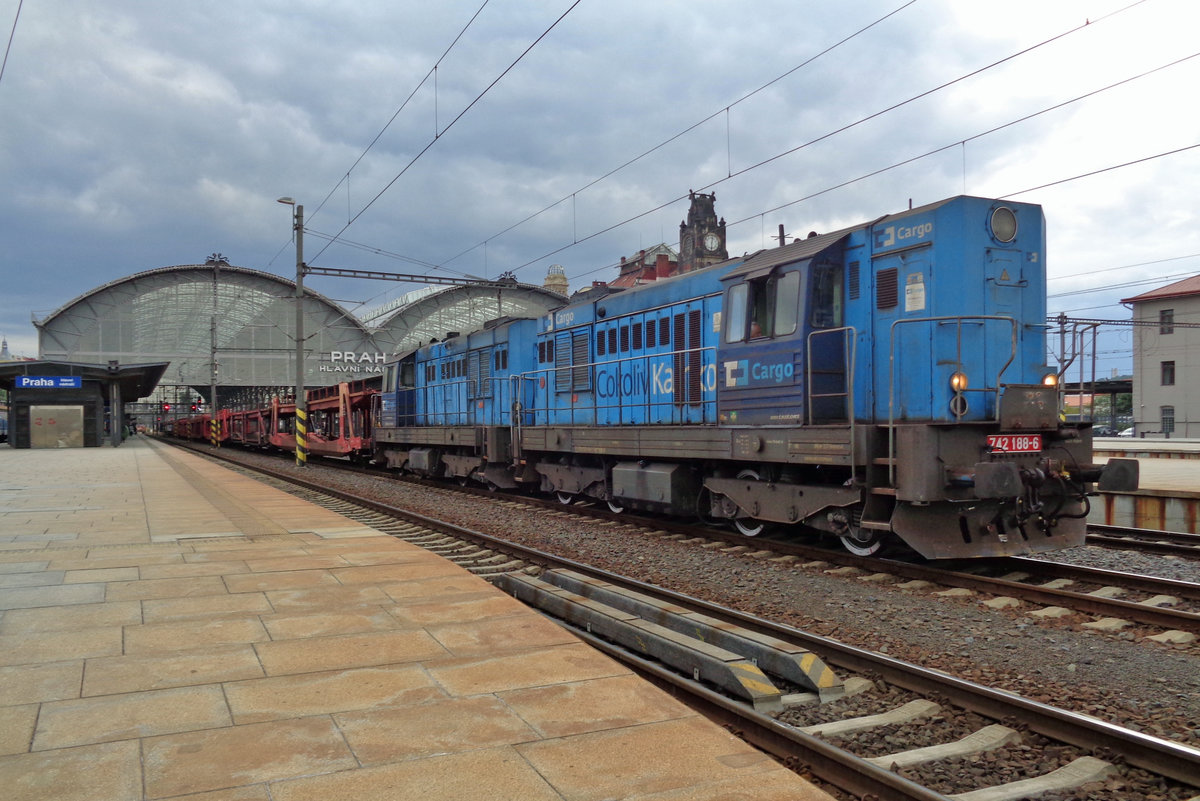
[999,269,1011,281]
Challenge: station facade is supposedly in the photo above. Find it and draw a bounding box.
[32,258,568,430]
[1123,274,1200,437]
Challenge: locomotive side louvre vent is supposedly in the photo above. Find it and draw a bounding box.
[688,308,703,403]
[632,321,643,350]
[659,317,671,346]
[620,325,630,353]
[596,329,607,357]
[849,260,860,300]
[672,308,704,407]
[572,330,591,391]
[479,350,492,396]
[876,267,899,310]
[608,328,618,355]
[468,351,481,397]
[673,313,686,407]
[554,332,572,393]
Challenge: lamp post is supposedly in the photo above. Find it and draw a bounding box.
[278,197,307,467]
[206,253,227,448]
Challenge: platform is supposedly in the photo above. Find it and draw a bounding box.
[1092,439,1200,532]
[0,437,832,801]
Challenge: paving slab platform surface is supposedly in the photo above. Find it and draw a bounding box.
[0,437,833,801]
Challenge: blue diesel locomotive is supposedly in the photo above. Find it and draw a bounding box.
[374,195,1137,559]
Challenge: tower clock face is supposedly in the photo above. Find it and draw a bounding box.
[703,232,720,252]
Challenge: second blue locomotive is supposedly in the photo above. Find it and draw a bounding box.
[374,194,1137,559]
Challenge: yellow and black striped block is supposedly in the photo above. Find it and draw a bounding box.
[295,408,308,465]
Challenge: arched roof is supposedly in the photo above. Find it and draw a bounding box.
[369,282,566,353]
[35,263,371,390]
[34,263,566,393]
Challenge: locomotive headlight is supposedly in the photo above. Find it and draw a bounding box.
[1042,373,1059,387]
[950,371,968,392]
[989,206,1018,243]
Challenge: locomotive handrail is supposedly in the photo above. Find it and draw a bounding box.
[1052,317,1101,423]
[509,373,524,461]
[887,315,1018,485]
[806,326,857,466]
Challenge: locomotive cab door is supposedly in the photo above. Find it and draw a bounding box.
[716,266,806,426]
[715,237,847,427]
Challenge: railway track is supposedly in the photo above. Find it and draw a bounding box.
[172,442,1200,800]
[1088,523,1200,559]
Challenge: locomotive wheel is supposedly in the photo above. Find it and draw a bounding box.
[556,492,575,505]
[734,516,765,537]
[839,527,885,556]
[732,469,766,537]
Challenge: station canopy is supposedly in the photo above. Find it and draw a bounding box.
[34,261,566,400]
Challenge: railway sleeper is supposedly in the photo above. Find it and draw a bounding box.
[864,723,1021,770]
[541,568,843,700]
[500,572,786,712]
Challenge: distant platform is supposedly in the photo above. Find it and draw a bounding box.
[1093,438,1200,532]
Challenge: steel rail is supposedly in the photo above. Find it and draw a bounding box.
[574,629,954,801]
[1088,524,1200,558]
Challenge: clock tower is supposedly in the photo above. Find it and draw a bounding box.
[678,190,727,274]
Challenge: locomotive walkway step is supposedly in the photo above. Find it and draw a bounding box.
[539,569,843,700]
[499,573,787,711]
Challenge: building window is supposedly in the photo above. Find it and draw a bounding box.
[1160,308,1174,334]
[1162,406,1175,435]
[1162,360,1176,386]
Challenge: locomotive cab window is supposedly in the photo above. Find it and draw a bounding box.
[773,271,801,336]
[724,270,802,342]
[808,263,843,329]
[725,284,749,343]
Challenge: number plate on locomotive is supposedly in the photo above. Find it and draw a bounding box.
[987,434,1043,453]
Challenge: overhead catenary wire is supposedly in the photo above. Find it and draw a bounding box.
[295,0,1192,317]
[436,0,920,270]
[0,0,23,89]
[1049,252,1200,282]
[305,0,493,227]
[308,0,585,265]
[543,46,1198,284]
[397,0,1159,283]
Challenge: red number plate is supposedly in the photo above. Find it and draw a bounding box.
[987,434,1043,453]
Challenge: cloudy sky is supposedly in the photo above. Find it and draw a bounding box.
[2,0,1198,377]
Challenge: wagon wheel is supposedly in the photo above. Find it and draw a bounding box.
[606,499,625,514]
[556,491,576,505]
[732,469,766,537]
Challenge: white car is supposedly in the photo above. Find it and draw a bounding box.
[1117,427,1135,437]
